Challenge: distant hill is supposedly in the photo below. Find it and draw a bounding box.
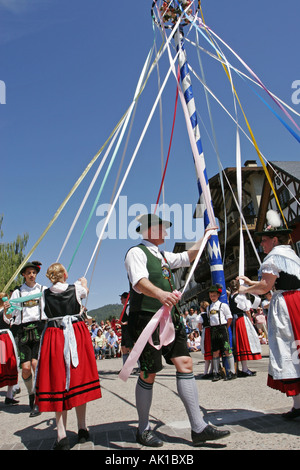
[87,303,123,323]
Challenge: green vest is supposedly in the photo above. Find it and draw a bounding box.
[129,244,174,313]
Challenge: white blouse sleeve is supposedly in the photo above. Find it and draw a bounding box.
[260,259,280,277]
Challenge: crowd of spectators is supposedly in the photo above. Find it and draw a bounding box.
[86,317,122,360]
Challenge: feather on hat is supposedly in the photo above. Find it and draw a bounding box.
[255,210,292,237]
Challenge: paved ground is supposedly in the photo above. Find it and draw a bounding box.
[0,344,299,454]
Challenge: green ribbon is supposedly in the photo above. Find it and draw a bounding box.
[2,292,42,315]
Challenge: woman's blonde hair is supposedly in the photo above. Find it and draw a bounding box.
[46,263,67,284]
[200,300,209,310]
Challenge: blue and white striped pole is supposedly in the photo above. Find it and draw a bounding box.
[174,26,227,303]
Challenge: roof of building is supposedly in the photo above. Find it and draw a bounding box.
[270,161,300,183]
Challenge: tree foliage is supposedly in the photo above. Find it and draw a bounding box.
[0,215,29,293]
[88,303,123,323]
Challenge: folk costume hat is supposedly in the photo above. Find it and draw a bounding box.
[135,213,172,233]
[20,260,42,275]
[209,283,223,294]
[120,292,129,298]
[254,210,292,237]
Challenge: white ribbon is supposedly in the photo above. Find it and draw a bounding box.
[34,314,81,393]
[61,316,79,391]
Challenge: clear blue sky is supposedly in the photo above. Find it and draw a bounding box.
[1,0,299,311]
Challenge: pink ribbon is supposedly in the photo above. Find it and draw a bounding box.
[118,290,181,382]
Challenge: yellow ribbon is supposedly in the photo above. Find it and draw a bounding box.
[2,115,126,293]
[3,40,165,293]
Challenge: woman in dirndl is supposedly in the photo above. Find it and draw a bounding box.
[34,263,101,450]
[238,210,300,419]
[229,279,262,377]
[198,301,213,378]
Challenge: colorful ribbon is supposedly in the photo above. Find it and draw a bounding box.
[118,290,181,382]
[2,293,43,316]
[118,227,216,382]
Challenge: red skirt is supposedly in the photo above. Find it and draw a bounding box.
[203,328,213,360]
[234,316,262,362]
[0,331,18,388]
[35,321,101,412]
[267,374,300,397]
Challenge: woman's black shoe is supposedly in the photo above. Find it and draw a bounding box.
[282,407,300,420]
[5,397,19,405]
[78,428,90,443]
[52,437,70,450]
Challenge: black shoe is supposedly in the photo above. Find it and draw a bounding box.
[29,404,41,418]
[52,437,70,450]
[282,407,300,420]
[29,394,41,417]
[201,373,213,380]
[78,428,90,443]
[224,372,237,381]
[191,425,230,446]
[5,397,19,405]
[212,373,221,382]
[136,429,163,447]
[239,370,256,377]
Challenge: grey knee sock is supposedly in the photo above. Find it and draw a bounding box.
[23,374,33,395]
[213,357,220,374]
[176,372,207,433]
[135,376,153,433]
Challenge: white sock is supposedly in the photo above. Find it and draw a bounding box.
[6,386,14,399]
[227,354,235,373]
[204,360,211,374]
[293,394,300,409]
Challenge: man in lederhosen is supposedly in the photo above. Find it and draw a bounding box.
[4,261,47,417]
[125,213,230,447]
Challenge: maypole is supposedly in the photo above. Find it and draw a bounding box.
[152,0,227,303]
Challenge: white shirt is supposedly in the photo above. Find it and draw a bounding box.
[125,240,190,293]
[9,283,47,325]
[208,300,232,327]
[187,313,199,329]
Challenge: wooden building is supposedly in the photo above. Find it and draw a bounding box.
[173,160,300,309]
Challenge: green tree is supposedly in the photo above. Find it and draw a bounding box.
[0,215,29,293]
